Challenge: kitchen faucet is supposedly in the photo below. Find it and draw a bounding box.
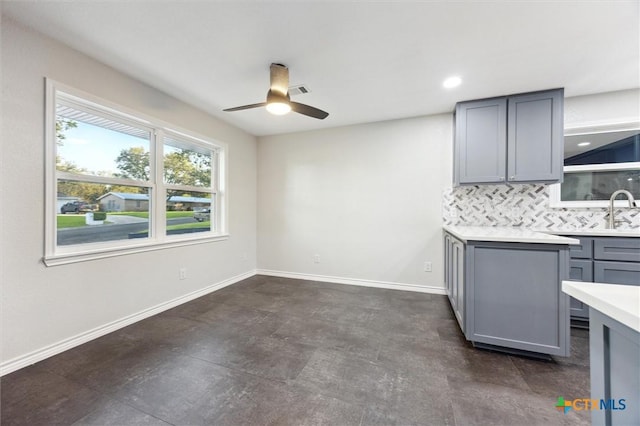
[608,189,637,229]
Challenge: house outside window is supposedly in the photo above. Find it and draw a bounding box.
[45,80,227,265]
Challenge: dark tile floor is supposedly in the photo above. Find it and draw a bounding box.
[1,275,591,425]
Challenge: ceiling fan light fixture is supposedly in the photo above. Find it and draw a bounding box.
[266,89,292,115]
[266,101,291,115]
[223,64,328,120]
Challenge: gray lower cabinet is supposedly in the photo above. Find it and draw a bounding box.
[594,238,640,263]
[454,88,563,185]
[565,236,640,322]
[569,236,593,259]
[443,232,570,356]
[444,233,465,332]
[569,259,593,319]
[594,261,640,285]
[589,309,640,426]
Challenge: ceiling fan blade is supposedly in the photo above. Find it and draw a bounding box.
[223,102,267,112]
[270,63,289,96]
[290,101,329,120]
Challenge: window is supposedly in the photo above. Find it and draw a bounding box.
[45,80,227,265]
[550,122,640,208]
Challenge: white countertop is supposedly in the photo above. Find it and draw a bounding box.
[443,225,579,245]
[562,281,640,332]
[544,228,640,238]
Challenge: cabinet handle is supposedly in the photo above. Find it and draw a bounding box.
[509,176,515,180]
[499,176,505,181]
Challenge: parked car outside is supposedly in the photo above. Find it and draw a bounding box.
[193,208,211,222]
[60,201,91,214]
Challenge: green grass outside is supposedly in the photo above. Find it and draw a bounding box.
[57,215,89,228]
[166,221,211,231]
[58,211,196,229]
[108,211,195,219]
[107,211,149,218]
[129,221,211,235]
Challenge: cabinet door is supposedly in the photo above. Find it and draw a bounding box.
[455,98,507,184]
[594,261,640,285]
[507,89,563,183]
[444,235,451,297]
[466,243,569,356]
[451,239,459,311]
[569,259,593,319]
[453,241,465,332]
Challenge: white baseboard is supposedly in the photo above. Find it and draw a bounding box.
[1,268,444,376]
[256,269,446,295]
[0,269,256,377]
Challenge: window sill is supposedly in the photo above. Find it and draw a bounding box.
[43,234,229,267]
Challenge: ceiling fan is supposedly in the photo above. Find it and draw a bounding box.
[223,63,329,120]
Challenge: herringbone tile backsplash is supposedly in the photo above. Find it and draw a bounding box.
[443,184,639,231]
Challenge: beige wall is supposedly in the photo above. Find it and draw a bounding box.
[257,115,453,291]
[0,17,257,371]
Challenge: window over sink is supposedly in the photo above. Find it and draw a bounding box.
[550,121,640,208]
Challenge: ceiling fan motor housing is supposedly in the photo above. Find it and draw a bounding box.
[267,89,290,104]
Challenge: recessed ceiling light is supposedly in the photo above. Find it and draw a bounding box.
[443,76,462,89]
[577,142,591,147]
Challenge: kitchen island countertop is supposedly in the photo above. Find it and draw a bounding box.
[562,281,640,332]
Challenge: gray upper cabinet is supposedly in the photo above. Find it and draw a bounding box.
[455,98,507,184]
[454,88,564,185]
[507,90,564,182]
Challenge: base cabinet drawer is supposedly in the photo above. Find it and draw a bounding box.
[565,236,640,325]
[594,261,640,286]
[569,237,593,259]
[594,238,640,262]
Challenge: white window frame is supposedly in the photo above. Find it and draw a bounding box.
[549,120,640,208]
[45,79,228,266]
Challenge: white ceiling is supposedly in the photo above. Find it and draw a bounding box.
[3,1,639,137]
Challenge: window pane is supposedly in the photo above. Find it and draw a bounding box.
[164,137,212,188]
[56,105,151,180]
[57,184,150,246]
[166,191,213,236]
[564,130,639,166]
[561,170,640,201]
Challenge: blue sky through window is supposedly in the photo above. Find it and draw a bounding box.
[57,119,149,176]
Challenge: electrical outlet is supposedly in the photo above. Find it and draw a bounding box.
[424,261,432,272]
[313,254,320,264]
[179,267,187,280]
